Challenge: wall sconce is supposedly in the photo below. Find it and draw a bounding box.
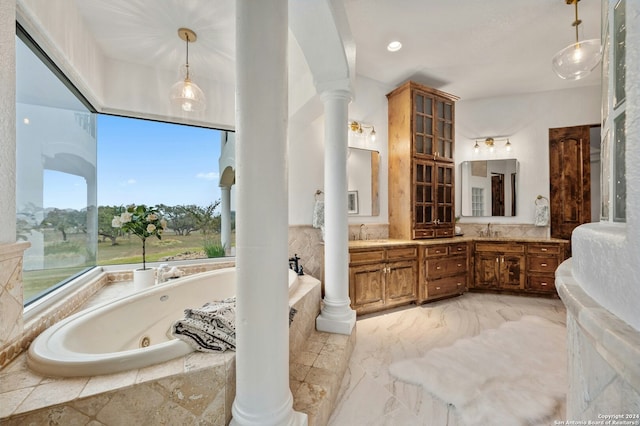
[474,137,512,154]
[349,120,376,142]
[552,0,602,80]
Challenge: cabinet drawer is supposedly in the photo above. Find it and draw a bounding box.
[387,246,418,261]
[350,249,385,264]
[435,227,454,238]
[475,242,525,253]
[427,275,466,299]
[527,275,556,292]
[528,256,559,273]
[426,256,467,278]
[449,243,468,256]
[424,245,449,257]
[528,244,561,254]
[414,229,435,239]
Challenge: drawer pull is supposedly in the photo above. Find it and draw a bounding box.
[436,266,441,270]
[457,282,462,286]
[457,247,463,251]
[457,263,462,267]
[541,263,547,267]
[436,286,441,290]
[541,282,548,286]
[541,248,548,252]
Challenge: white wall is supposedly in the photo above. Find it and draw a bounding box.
[455,85,601,224]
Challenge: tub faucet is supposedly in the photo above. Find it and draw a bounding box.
[289,254,304,276]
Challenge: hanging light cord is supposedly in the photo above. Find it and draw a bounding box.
[572,0,582,44]
[184,32,191,81]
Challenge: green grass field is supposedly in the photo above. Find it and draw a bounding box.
[22,230,231,301]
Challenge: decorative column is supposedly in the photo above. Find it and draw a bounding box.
[232,0,306,425]
[316,89,356,335]
[220,185,231,255]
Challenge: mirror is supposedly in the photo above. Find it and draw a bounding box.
[347,148,380,216]
[460,159,518,217]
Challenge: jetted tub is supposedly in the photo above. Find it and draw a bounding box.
[28,267,299,377]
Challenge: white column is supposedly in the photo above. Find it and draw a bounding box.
[220,185,231,255]
[316,89,356,335]
[0,0,17,244]
[232,1,306,425]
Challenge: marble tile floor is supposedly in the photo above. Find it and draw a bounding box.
[327,293,567,426]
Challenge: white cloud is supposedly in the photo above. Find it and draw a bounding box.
[196,172,219,181]
[119,178,137,186]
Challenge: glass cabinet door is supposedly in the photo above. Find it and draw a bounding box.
[413,92,433,157]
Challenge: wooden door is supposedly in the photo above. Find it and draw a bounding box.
[491,174,505,216]
[549,126,591,240]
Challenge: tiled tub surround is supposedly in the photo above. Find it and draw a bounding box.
[0,272,347,425]
[0,242,30,368]
[556,260,640,420]
[0,260,235,371]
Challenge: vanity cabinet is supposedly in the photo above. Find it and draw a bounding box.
[387,81,458,240]
[526,243,566,294]
[473,242,526,291]
[420,241,469,302]
[348,245,418,315]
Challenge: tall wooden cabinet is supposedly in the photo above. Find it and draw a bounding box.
[387,81,458,240]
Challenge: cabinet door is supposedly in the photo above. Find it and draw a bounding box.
[413,91,434,157]
[435,98,454,162]
[436,163,455,227]
[499,254,525,290]
[414,160,435,231]
[474,253,500,289]
[386,260,417,304]
[349,264,385,313]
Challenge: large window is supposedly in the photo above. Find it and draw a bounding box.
[17,31,233,305]
[96,115,227,267]
[16,31,97,303]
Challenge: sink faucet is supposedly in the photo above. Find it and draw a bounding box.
[487,223,492,237]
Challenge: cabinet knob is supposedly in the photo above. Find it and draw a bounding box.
[457,282,462,286]
[436,266,441,270]
[457,263,462,267]
[436,286,441,290]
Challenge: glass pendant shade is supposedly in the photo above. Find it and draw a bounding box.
[552,38,602,80]
[170,77,206,112]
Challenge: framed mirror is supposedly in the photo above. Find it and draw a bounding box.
[460,159,518,217]
[347,148,380,216]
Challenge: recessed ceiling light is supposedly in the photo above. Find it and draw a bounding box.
[23,118,29,125]
[387,41,402,52]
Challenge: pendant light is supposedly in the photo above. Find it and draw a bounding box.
[170,28,206,112]
[552,0,602,81]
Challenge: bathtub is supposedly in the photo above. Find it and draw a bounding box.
[27,267,299,377]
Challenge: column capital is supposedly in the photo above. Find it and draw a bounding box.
[318,85,352,104]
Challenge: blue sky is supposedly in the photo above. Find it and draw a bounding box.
[43,115,222,210]
[97,115,222,208]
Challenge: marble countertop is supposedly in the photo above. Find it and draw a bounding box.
[349,236,569,249]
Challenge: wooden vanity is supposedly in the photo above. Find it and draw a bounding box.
[348,237,569,315]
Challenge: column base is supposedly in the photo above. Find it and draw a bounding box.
[316,308,356,335]
[230,410,308,426]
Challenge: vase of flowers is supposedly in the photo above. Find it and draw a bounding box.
[112,204,167,290]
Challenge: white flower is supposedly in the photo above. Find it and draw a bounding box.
[120,212,132,223]
[146,213,158,221]
[146,224,156,233]
[160,218,168,230]
[111,216,122,228]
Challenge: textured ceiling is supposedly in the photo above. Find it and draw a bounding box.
[72,0,602,101]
